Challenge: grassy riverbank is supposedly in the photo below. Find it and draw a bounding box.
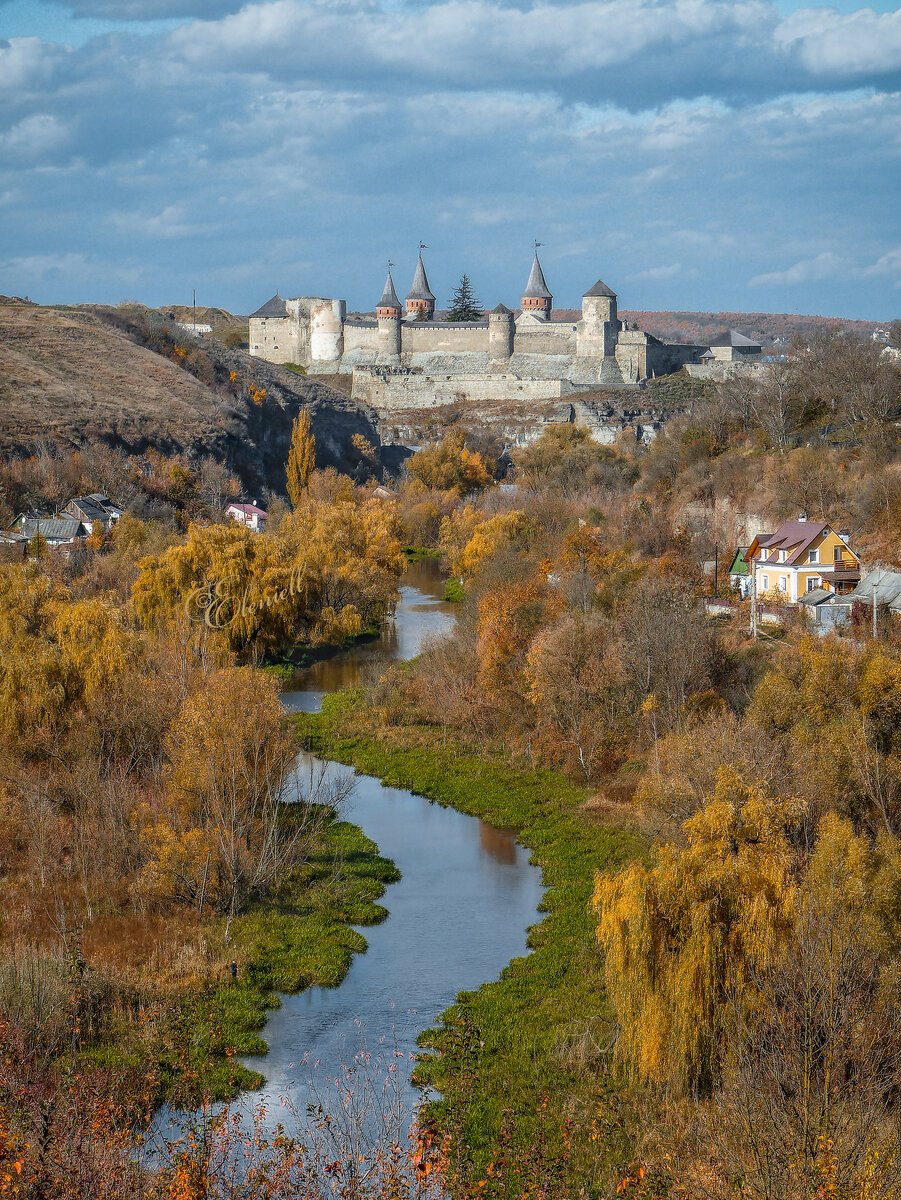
[83,811,400,1106]
[297,690,649,1196]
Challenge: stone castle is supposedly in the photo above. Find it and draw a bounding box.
[248,252,705,409]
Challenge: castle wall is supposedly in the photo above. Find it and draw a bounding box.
[513,323,577,356]
[250,292,705,394]
[343,321,380,353]
[352,367,566,409]
[401,323,489,354]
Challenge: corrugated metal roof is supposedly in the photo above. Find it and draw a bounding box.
[850,568,901,609]
[18,517,83,541]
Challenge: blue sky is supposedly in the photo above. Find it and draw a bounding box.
[1,0,900,319]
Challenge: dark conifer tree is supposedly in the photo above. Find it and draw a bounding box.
[447,275,483,322]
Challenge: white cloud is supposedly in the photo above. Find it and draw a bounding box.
[627,263,684,282]
[0,3,899,318]
[777,7,901,77]
[749,252,846,286]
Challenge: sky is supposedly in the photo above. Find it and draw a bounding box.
[1,0,900,319]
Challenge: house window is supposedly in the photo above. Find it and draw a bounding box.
[807,577,820,592]
[834,546,843,563]
[779,576,788,592]
[808,548,818,564]
[761,574,769,591]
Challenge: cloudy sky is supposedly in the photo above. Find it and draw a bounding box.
[1,0,900,318]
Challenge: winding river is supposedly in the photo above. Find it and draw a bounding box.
[159,559,545,1143]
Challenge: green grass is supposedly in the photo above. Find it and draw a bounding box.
[296,693,648,1195]
[403,546,442,561]
[443,577,464,602]
[110,810,400,1107]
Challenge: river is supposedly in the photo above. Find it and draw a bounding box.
[155,558,545,1151]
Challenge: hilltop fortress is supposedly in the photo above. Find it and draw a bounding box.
[248,253,710,410]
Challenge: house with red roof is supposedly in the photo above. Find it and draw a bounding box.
[225,501,268,532]
[744,517,860,605]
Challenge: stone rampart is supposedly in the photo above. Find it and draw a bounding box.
[352,367,566,409]
[401,322,489,353]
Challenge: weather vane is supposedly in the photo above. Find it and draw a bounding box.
[419,241,429,252]
[388,259,394,270]
[534,240,544,250]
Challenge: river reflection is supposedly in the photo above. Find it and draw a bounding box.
[153,557,545,1154]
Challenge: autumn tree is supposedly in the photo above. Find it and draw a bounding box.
[681,815,901,1199]
[286,408,316,506]
[144,666,301,918]
[525,612,627,777]
[406,432,492,495]
[593,769,803,1092]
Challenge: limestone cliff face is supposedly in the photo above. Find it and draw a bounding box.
[0,304,381,493]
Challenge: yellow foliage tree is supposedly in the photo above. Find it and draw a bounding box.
[161,666,297,915]
[593,768,804,1092]
[406,431,492,495]
[286,408,316,507]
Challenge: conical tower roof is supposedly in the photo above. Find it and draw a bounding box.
[406,254,435,302]
[583,279,616,298]
[378,270,401,310]
[522,253,552,301]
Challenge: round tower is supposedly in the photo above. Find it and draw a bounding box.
[520,252,552,320]
[488,303,514,361]
[405,252,435,320]
[310,298,346,363]
[376,268,402,360]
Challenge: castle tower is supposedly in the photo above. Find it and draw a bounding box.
[376,268,402,360]
[405,253,435,320]
[376,269,402,318]
[488,303,514,361]
[520,252,552,320]
[577,279,619,357]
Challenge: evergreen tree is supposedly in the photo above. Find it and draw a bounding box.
[286,409,315,507]
[447,275,483,322]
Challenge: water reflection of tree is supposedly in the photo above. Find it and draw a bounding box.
[479,821,517,865]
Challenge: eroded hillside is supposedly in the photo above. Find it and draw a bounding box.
[0,302,380,492]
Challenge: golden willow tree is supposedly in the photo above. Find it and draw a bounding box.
[132,498,405,658]
[593,769,803,1093]
[286,408,316,507]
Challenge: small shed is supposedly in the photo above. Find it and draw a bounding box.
[797,586,852,629]
[728,547,751,598]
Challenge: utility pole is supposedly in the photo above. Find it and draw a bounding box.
[750,552,758,639]
[873,580,878,640]
[192,288,196,332]
[714,544,719,597]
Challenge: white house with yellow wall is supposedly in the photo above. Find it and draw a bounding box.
[744,518,860,604]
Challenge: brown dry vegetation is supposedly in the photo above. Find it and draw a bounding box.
[0,302,380,494]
